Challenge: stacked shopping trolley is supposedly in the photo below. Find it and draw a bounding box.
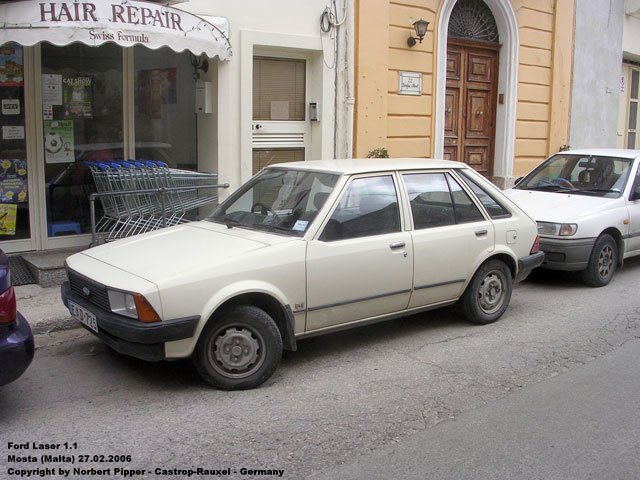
[86,160,225,244]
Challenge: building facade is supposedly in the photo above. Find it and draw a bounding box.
[354,0,575,186]
[0,0,346,253]
[618,0,640,149]
[570,0,624,149]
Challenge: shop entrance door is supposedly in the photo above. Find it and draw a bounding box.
[251,56,310,174]
[444,38,499,177]
[39,42,123,248]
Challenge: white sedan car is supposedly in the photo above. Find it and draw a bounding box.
[505,149,640,287]
[62,159,542,390]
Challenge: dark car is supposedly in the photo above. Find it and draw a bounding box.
[0,250,34,386]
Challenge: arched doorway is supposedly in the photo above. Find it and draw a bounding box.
[444,0,499,177]
[434,0,519,185]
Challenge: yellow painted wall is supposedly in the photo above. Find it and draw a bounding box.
[354,0,575,179]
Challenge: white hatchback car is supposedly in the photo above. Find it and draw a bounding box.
[62,159,542,389]
[505,149,640,287]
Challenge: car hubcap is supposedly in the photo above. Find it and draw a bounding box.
[210,326,264,378]
[478,271,505,314]
[598,245,614,279]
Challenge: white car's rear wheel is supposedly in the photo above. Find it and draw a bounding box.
[461,260,513,325]
[193,305,282,390]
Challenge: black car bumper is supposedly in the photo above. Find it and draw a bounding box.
[0,312,34,386]
[516,251,545,282]
[61,281,199,362]
[539,237,596,271]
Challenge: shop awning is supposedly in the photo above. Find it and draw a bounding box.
[0,0,232,60]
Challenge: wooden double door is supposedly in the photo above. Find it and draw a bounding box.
[444,38,499,177]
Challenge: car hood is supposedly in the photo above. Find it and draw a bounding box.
[504,189,617,222]
[80,221,293,284]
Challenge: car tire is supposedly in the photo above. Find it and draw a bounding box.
[193,305,283,390]
[580,234,617,287]
[460,260,513,325]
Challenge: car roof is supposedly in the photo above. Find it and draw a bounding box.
[559,148,640,159]
[265,158,468,175]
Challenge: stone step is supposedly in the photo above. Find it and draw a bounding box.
[22,247,84,288]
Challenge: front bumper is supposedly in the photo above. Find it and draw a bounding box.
[515,251,545,282]
[61,281,199,362]
[538,237,596,271]
[0,312,35,386]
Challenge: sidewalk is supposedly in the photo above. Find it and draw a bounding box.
[15,283,77,335]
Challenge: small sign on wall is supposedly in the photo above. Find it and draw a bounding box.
[398,71,422,96]
[1,99,20,115]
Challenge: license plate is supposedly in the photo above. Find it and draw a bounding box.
[69,301,98,333]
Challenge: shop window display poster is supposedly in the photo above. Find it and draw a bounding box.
[138,68,176,119]
[0,43,23,87]
[43,120,75,163]
[0,204,17,235]
[42,74,62,105]
[0,159,28,204]
[63,76,93,118]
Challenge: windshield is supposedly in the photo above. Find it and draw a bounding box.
[208,168,339,236]
[514,154,633,198]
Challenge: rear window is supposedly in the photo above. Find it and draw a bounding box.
[458,171,512,219]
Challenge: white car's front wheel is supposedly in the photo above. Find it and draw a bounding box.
[581,234,617,287]
[193,305,283,390]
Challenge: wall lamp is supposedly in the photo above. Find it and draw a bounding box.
[407,19,429,47]
[191,54,209,80]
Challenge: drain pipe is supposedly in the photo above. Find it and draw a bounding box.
[334,0,355,159]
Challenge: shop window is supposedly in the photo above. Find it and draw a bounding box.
[134,46,197,170]
[0,43,29,240]
[41,42,123,236]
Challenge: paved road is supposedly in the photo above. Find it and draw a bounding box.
[313,338,640,480]
[2,258,640,479]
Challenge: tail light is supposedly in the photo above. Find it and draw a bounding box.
[0,286,17,324]
[530,235,541,255]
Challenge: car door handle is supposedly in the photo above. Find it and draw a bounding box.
[475,229,488,237]
[389,241,406,250]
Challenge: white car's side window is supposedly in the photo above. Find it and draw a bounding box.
[632,164,640,198]
[403,172,485,229]
[458,171,512,219]
[320,175,400,241]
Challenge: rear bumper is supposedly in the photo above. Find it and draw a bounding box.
[539,237,596,271]
[516,251,545,282]
[0,312,34,386]
[61,281,199,362]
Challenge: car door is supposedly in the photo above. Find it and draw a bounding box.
[401,171,495,308]
[305,174,413,332]
[626,159,640,254]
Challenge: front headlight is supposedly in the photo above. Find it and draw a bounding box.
[537,221,578,236]
[108,290,138,319]
[107,290,161,322]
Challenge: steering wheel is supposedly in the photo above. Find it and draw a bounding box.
[552,177,574,189]
[251,202,273,215]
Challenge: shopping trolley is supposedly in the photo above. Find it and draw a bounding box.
[86,160,228,245]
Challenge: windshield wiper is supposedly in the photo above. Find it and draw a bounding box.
[573,188,620,195]
[250,223,292,233]
[519,185,565,191]
[213,216,255,230]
